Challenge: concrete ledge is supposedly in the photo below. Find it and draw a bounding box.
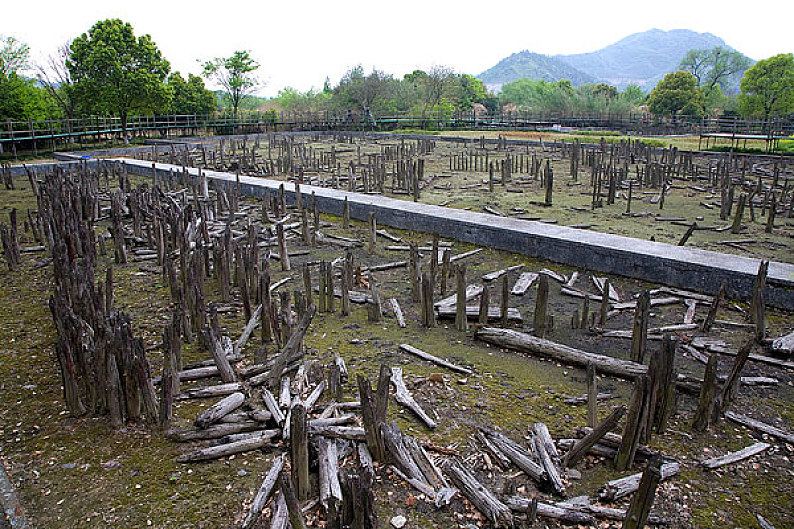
[0,461,27,529]
[112,158,794,310]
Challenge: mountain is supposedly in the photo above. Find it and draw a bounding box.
[557,29,730,89]
[479,29,751,92]
[478,51,595,93]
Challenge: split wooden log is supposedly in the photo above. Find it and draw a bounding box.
[175,434,272,463]
[267,303,316,389]
[475,327,647,380]
[380,423,425,484]
[309,425,366,441]
[404,435,448,490]
[167,421,262,442]
[556,496,669,525]
[564,405,625,467]
[598,462,680,501]
[279,471,308,529]
[317,436,343,514]
[391,367,437,429]
[205,326,238,383]
[176,382,243,400]
[506,496,594,525]
[476,430,512,469]
[721,338,754,408]
[771,330,794,356]
[444,459,513,528]
[534,435,564,495]
[511,272,539,295]
[234,304,262,356]
[435,304,523,322]
[724,412,794,444]
[195,392,245,429]
[701,442,770,469]
[390,298,406,328]
[262,388,285,425]
[241,453,285,529]
[481,428,546,483]
[358,365,390,460]
[398,343,472,375]
[482,264,523,282]
[290,401,310,501]
[434,284,482,308]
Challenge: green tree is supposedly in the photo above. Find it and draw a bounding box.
[680,46,752,98]
[0,74,56,120]
[648,71,704,119]
[168,72,216,114]
[451,74,487,111]
[1,35,29,77]
[620,84,646,106]
[738,53,794,124]
[68,19,170,141]
[334,66,396,117]
[202,51,260,118]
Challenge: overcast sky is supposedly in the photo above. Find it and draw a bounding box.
[4,0,792,97]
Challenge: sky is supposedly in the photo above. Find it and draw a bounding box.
[3,0,792,97]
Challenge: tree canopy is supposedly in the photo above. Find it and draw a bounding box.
[202,51,260,118]
[738,53,794,122]
[68,19,170,139]
[168,72,216,115]
[647,71,704,118]
[680,46,752,98]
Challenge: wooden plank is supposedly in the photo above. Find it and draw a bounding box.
[701,442,770,469]
[398,343,472,375]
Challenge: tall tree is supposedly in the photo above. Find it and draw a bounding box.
[35,42,78,120]
[420,66,454,113]
[168,72,216,115]
[202,51,259,118]
[738,53,794,124]
[0,35,29,77]
[680,46,752,100]
[68,19,170,142]
[334,66,395,117]
[648,71,704,119]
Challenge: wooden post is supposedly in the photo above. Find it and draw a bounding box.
[702,282,725,332]
[478,280,490,325]
[731,193,746,234]
[564,405,626,467]
[440,249,451,297]
[291,401,310,501]
[692,353,720,432]
[421,272,436,328]
[587,362,598,427]
[630,290,650,363]
[599,278,610,326]
[368,212,376,255]
[615,375,648,471]
[533,274,549,338]
[623,457,663,529]
[343,196,350,228]
[277,222,291,271]
[500,274,509,326]
[455,264,468,332]
[749,260,768,342]
[279,472,308,529]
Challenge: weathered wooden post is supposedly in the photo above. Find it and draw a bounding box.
[623,456,663,529]
[533,274,549,338]
[291,401,310,500]
[455,264,468,332]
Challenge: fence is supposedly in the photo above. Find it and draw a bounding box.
[2,111,792,158]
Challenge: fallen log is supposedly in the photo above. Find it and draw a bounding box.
[194,392,245,429]
[390,367,437,429]
[598,462,680,501]
[241,453,285,529]
[167,421,262,442]
[398,343,472,375]
[175,434,272,463]
[701,442,770,469]
[445,459,513,528]
[435,304,523,323]
[506,496,595,525]
[511,272,539,295]
[475,327,647,380]
[176,382,243,400]
[724,412,794,444]
[481,428,545,483]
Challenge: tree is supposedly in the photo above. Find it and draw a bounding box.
[738,53,794,124]
[620,84,646,106]
[68,19,170,141]
[420,66,455,113]
[648,71,704,119]
[168,72,216,115]
[451,74,487,111]
[334,66,396,117]
[35,42,78,119]
[202,51,259,118]
[0,35,29,77]
[680,46,752,98]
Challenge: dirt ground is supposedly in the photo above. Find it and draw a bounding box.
[0,140,793,528]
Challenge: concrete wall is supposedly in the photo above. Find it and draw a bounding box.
[113,158,794,310]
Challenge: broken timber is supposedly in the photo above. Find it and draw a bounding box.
[475,327,647,380]
[398,344,472,375]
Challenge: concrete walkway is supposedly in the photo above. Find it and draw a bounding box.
[115,158,794,310]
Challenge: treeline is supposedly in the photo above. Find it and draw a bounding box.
[2,19,792,130]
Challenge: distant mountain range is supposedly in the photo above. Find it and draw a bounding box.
[478,29,753,93]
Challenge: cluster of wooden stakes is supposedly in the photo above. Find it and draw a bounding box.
[1,152,793,529]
